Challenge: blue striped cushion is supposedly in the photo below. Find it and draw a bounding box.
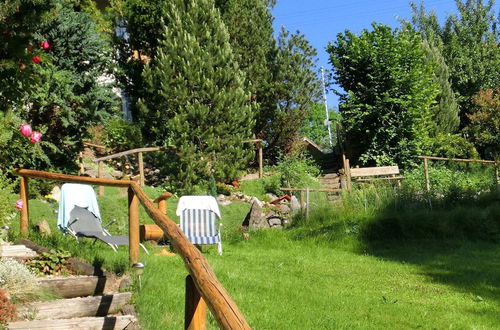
[180,209,220,245]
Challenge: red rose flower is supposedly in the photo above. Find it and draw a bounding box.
[32,56,41,64]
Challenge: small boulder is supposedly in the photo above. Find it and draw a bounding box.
[35,220,51,237]
[290,196,301,212]
[242,200,269,229]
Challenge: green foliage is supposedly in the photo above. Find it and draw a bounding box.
[263,28,322,161]
[26,249,72,276]
[0,171,16,228]
[466,89,500,159]
[1,1,119,171]
[301,103,339,151]
[410,0,500,131]
[103,118,143,151]
[429,133,479,159]
[328,24,439,167]
[138,0,254,192]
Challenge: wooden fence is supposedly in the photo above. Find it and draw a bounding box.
[15,169,251,329]
[418,156,499,192]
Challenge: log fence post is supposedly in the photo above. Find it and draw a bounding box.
[346,158,352,192]
[138,152,145,186]
[423,157,430,192]
[185,274,207,330]
[19,176,29,237]
[258,141,263,179]
[98,161,104,196]
[128,187,140,265]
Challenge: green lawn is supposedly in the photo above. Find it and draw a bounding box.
[19,187,500,329]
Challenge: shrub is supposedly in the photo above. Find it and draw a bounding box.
[25,249,72,276]
[0,288,16,325]
[103,118,143,151]
[0,258,40,303]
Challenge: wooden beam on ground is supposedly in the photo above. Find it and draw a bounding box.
[17,293,132,320]
[130,182,251,330]
[94,147,161,163]
[8,315,137,330]
[37,276,108,298]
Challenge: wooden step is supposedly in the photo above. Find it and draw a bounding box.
[0,244,37,259]
[37,276,114,298]
[8,315,137,330]
[17,292,132,320]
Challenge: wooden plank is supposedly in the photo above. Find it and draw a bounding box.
[418,155,498,164]
[16,169,132,187]
[130,182,251,330]
[185,275,207,330]
[355,176,404,182]
[8,315,136,330]
[280,188,342,193]
[128,187,140,265]
[37,276,108,298]
[350,166,400,177]
[94,147,161,162]
[17,293,132,320]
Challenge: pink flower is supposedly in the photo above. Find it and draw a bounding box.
[32,56,41,64]
[41,41,50,50]
[15,199,24,210]
[30,131,42,143]
[20,123,32,137]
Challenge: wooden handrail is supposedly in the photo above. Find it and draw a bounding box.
[15,169,251,329]
[418,156,499,164]
[94,147,161,162]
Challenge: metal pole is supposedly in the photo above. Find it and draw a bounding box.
[321,67,333,151]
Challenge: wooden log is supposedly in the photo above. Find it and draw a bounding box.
[83,142,107,150]
[355,176,405,182]
[17,292,132,320]
[130,182,251,329]
[280,188,342,193]
[8,315,137,330]
[128,187,140,265]
[154,191,173,215]
[346,158,352,192]
[418,155,498,164]
[94,147,161,163]
[140,224,165,241]
[37,276,108,298]
[78,152,84,175]
[19,176,29,237]
[185,275,207,330]
[258,141,263,179]
[15,169,132,187]
[138,152,145,186]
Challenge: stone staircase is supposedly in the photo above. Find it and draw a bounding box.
[2,242,137,330]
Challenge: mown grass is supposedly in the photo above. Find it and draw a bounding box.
[12,183,500,329]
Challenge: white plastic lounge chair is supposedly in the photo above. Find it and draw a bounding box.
[58,183,148,254]
[176,196,222,255]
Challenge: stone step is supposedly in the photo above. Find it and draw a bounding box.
[8,315,137,330]
[17,292,133,321]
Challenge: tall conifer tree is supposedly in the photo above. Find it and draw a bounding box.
[139,0,253,192]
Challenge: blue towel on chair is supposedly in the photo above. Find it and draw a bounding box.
[57,183,101,230]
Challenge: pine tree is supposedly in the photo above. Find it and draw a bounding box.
[139,0,253,192]
[422,40,460,135]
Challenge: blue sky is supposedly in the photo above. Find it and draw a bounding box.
[272,0,459,107]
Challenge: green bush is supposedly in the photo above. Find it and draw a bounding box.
[0,171,17,228]
[103,118,143,151]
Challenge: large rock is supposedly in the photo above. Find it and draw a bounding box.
[242,201,269,229]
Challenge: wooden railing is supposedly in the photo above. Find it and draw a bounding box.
[93,147,162,195]
[418,156,499,192]
[15,169,251,329]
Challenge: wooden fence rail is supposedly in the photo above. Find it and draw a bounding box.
[15,168,251,330]
[418,156,500,192]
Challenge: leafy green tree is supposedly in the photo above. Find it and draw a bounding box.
[327,24,439,167]
[0,2,119,171]
[264,28,322,161]
[422,40,460,135]
[138,0,253,192]
[410,0,500,129]
[466,89,500,159]
[301,103,339,151]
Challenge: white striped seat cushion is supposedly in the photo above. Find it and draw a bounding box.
[180,209,220,245]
